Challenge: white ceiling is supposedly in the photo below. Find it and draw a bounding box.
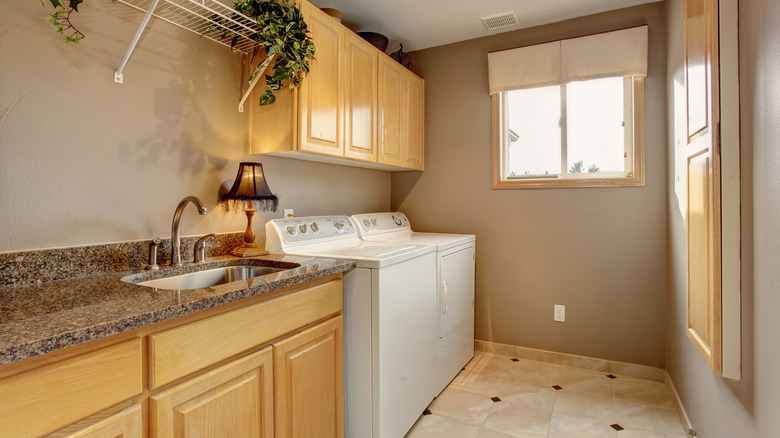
[313,0,661,52]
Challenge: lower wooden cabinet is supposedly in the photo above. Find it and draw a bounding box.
[150,347,274,438]
[274,316,344,438]
[0,277,344,438]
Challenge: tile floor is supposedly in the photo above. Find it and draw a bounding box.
[406,351,688,438]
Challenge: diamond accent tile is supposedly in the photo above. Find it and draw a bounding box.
[423,409,432,415]
[552,385,563,390]
[491,396,502,402]
[511,358,520,362]
[611,423,624,431]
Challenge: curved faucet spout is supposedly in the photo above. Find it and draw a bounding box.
[171,196,207,266]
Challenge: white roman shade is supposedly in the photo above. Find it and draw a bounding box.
[488,25,648,94]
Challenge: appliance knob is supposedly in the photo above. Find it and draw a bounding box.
[298,224,308,234]
[363,219,371,227]
[334,221,344,230]
[286,225,297,235]
[310,222,319,233]
[371,218,377,226]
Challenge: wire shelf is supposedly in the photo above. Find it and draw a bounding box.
[116,0,261,54]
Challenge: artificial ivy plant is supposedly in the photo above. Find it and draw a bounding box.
[38,0,315,107]
[219,0,316,105]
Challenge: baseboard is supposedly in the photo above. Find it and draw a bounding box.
[665,370,695,436]
[475,339,665,382]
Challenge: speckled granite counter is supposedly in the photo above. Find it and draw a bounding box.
[0,255,354,366]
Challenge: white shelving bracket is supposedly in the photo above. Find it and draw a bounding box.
[238,53,276,113]
[114,0,161,84]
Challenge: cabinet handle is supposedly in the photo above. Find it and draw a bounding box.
[442,281,448,313]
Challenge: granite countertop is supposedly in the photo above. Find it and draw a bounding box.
[0,255,355,366]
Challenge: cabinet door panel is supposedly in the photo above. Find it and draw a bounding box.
[378,57,404,167]
[150,347,274,438]
[345,36,378,162]
[404,74,424,170]
[274,316,344,438]
[300,1,345,156]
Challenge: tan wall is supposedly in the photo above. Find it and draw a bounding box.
[0,2,389,253]
[665,0,780,436]
[394,4,668,367]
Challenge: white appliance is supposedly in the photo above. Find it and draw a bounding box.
[351,212,475,396]
[265,216,438,438]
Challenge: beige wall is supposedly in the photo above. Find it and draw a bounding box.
[665,0,780,436]
[395,3,667,367]
[0,2,389,253]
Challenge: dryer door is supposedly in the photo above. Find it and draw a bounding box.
[439,246,475,337]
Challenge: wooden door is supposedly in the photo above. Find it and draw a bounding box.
[344,35,378,162]
[378,57,404,167]
[684,0,722,374]
[274,316,344,438]
[298,1,345,156]
[150,347,274,438]
[403,73,425,170]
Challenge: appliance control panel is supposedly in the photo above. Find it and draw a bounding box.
[351,212,411,235]
[268,215,356,244]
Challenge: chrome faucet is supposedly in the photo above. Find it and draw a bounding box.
[171,196,207,267]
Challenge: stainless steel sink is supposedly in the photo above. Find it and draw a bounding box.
[135,265,287,290]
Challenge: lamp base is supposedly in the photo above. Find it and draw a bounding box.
[232,245,270,258]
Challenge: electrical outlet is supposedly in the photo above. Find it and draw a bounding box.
[284,209,294,218]
[554,305,565,322]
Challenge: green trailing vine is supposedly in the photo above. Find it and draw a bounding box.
[218,0,316,106]
[38,0,86,43]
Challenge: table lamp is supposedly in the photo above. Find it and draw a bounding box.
[221,162,278,257]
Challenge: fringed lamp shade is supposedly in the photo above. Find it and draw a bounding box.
[221,162,278,257]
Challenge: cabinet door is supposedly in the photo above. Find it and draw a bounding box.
[344,35,378,162]
[299,1,345,156]
[150,347,274,438]
[48,404,142,438]
[274,316,344,438]
[403,73,424,170]
[377,57,404,167]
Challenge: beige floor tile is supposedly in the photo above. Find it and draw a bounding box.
[615,400,688,437]
[506,358,562,386]
[557,366,614,398]
[618,428,689,438]
[500,380,557,412]
[478,427,547,438]
[612,378,675,410]
[406,413,483,438]
[552,390,617,424]
[465,352,518,377]
[431,387,496,426]
[548,414,619,438]
[483,403,552,436]
[450,369,508,397]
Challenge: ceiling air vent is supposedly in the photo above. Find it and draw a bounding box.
[480,11,518,31]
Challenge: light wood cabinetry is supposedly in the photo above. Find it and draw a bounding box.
[0,277,344,438]
[249,0,423,171]
[150,347,274,438]
[274,316,344,438]
[377,57,425,170]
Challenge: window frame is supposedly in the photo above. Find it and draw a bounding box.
[492,76,646,189]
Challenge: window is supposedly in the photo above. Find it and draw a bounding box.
[488,26,647,188]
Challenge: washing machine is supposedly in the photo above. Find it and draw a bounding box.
[350,212,475,397]
[265,216,437,438]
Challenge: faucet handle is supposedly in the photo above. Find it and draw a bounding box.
[194,233,217,264]
[146,237,162,270]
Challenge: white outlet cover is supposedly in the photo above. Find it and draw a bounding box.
[554,305,566,322]
[283,209,294,218]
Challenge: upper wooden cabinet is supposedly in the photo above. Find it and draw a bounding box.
[249,0,423,171]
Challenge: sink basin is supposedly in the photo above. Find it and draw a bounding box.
[136,265,287,290]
